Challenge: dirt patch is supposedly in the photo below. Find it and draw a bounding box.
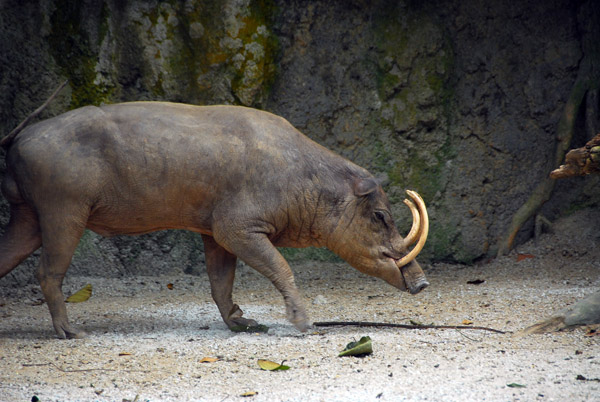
[0,209,599,401]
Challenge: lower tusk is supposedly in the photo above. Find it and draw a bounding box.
[403,198,421,247]
[396,190,429,268]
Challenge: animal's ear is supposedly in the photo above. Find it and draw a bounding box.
[353,178,378,197]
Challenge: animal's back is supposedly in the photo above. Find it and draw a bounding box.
[5,102,344,236]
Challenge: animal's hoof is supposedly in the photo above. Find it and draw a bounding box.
[287,304,310,332]
[55,323,87,339]
[230,324,269,333]
[65,329,88,339]
[292,319,311,332]
[228,317,258,328]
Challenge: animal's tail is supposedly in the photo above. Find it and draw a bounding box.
[0,80,69,148]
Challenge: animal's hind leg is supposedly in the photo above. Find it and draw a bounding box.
[0,204,42,278]
[36,207,88,339]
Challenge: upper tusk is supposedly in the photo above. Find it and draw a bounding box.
[396,190,429,268]
[403,198,421,247]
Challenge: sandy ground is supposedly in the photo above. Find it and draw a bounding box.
[0,209,599,402]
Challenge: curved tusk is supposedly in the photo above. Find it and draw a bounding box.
[396,190,429,268]
[402,198,421,247]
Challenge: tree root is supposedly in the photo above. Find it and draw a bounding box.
[496,71,590,256]
[497,1,600,256]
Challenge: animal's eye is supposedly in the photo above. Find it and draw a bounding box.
[374,211,386,222]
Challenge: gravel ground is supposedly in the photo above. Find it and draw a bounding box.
[0,209,599,402]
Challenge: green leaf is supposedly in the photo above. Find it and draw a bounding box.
[506,383,526,388]
[257,359,290,371]
[339,336,373,357]
[65,284,92,303]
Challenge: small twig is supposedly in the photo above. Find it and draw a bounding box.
[23,362,117,372]
[313,321,506,334]
[456,329,485,342]
[22,362,150,373]
[0,80,69,147]
[577,375,600,383]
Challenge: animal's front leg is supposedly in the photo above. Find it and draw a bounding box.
[202,234,258,329]
[212,230,310,332]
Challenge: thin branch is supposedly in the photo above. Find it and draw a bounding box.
[456,329,486,342]
[0,80,69,147]
[22,362,150,373]
[313,321,506,334]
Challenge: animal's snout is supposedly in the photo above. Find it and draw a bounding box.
[408,278,429,295]
[400,261,428,295]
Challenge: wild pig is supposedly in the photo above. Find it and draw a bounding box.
[0,102,429,338]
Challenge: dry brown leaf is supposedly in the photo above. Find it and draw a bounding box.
[118,352,132,356]
[517,253,535,262]
[200,357,219,363]
[240,391,258,397]
[167,283,174,290]
[462,319,474,325]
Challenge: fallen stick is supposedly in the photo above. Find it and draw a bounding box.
[313,321,506,334]
[22,362,150,373]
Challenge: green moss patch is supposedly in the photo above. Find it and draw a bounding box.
[48,1,114,108]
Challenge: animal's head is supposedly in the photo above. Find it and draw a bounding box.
[326,177,429,294]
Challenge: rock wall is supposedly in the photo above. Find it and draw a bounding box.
[1,0,598,284]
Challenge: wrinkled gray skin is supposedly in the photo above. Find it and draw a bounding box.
[0,102,428,338]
